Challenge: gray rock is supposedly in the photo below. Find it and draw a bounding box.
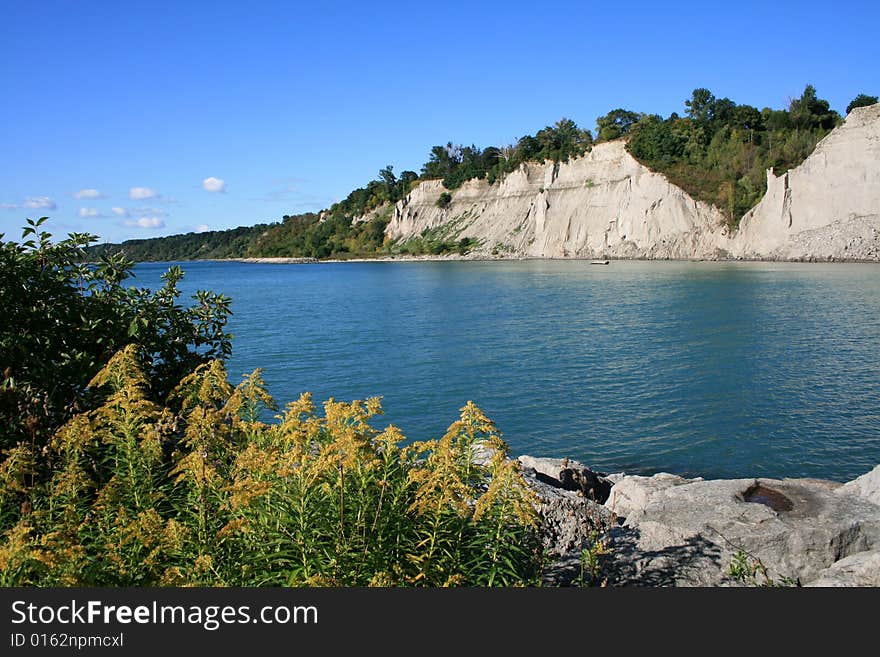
[518,455,589,480]
[520,467,615,558]
[603,476,880,586]
[806,550,880,587]
[517,455,613,502]
[604,472,699,519]
[838,464,880,507]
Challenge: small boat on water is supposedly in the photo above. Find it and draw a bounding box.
[590,259,610,265]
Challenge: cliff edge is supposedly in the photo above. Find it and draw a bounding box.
[732,103,880,261]
[385,104,880,262]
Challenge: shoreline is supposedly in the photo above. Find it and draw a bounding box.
[523,455,880,586]
[190,253,880,265]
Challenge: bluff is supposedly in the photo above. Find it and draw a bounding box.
[385,104,880,261]
[733,103,880,260]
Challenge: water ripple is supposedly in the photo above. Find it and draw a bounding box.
[132,259,880,482]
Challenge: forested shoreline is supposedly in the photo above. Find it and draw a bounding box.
[87,87,877,262]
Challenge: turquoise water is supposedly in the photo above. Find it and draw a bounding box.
[132,259,880,482]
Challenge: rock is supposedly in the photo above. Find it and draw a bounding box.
[838,464,880,507]
[603,476,880,586]
[517,455,613,503]
[604,472,699,519]
[518,455,589,479]
[518,455,880,586]
[519,467,615,558]
[806,550,880,587]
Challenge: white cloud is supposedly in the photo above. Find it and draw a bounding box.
[74,188,104,199]
[202,177,226,193]
[78,208,101,218]
[23,196,57,210]
[111,207,127,216]
[125,217,165,229]
[194,224,211,233]
[129,187,158,201]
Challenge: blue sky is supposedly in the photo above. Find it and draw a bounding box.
[2,0,878,243]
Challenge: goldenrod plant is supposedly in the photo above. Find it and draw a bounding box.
[0,350,542,586]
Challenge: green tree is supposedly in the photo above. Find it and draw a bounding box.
[596,109,641,141]
[789,84,840,131]
[685,88,717,126]
[534,118,593,162]
[422,143,461,179]
[378,165,397,200]
[846,93,878,115]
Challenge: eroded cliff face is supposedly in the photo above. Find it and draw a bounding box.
[732,103,880,260]
[384,104,880,261]
[386,140,732,260]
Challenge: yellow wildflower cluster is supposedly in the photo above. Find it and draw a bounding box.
[0,349,542,586]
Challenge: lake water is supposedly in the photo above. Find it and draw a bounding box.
[132,259,880,482]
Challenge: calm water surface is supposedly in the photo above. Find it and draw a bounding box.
[132,259,880,481]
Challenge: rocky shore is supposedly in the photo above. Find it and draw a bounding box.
[517,455,880,586]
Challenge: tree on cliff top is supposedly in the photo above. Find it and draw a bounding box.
[596,108,642,141]
[846,93,879,115]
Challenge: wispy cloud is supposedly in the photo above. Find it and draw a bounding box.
[194,224,211,233]
[1,196,58,211]
[25,196,57,210]
[129,187,159,201]
[73,188,104,200]
[202,177,226,193]
[271,176,309,186]
[78,207,102,218]
[124,216,165,229]
[128,207,167,218]
[260,182,300,202]
[110,206,168,221]
[254,177,327,207]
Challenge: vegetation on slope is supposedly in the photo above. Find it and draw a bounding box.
[90,87,874,260]
[87,224,270,262]
[624,85,844,227]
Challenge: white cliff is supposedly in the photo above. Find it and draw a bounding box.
[732,103,880,260]
[384,104,880,261]
[386,140,732,260]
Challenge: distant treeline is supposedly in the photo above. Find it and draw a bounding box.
[90,88,877,261]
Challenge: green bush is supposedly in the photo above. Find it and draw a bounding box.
[0,218,232,456]
[436,191,453,209]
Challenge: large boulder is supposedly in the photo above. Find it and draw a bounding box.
[602,475,880,586]
[838,464,880,507]
[518,460,615,555]
[806,550,880,587]
[605,473,700,519]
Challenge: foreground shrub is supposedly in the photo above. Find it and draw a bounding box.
[0,218,232,457]
[0,348,541,586]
